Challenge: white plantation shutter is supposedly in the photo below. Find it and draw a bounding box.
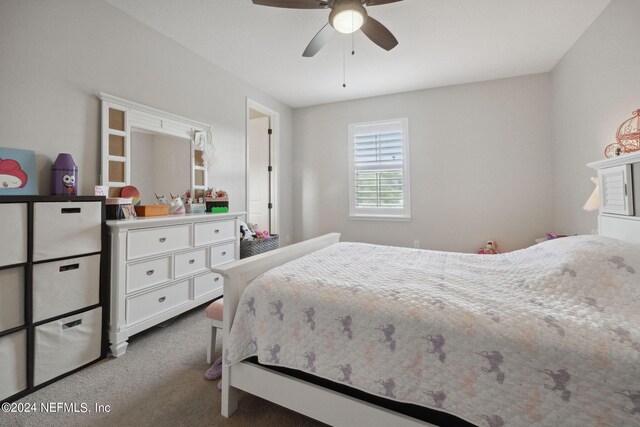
[349,119,410,219]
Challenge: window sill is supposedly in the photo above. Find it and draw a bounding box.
[348,214,411,222]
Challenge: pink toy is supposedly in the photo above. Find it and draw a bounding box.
[255,230,269,239]
[478,240,499,255]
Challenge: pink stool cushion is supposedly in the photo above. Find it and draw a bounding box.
[205,298,224,322]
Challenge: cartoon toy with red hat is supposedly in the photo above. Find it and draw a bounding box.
[0,158,28,189]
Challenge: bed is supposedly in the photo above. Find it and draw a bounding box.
[212,233,640,427]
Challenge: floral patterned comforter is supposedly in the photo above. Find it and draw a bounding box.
[225,235,640,426]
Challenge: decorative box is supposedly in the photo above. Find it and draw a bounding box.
[205,196,229,214]
[134,205,169,217]
[105,197,132,220]
[185,203,206,214]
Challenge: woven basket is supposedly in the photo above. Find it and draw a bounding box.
[240,235,280,259]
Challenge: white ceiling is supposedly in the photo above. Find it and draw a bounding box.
[105,0,611,108]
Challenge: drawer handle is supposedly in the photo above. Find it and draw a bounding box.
[159,296,166,303]
[61,208,81,214]
[146,269,154,276]
[221,251,227,256]
[159,237,166,243]
[214,229,220,234]
[214,277,220,282]
[189,259,195,264]
[59,263,79,272]
[62,319,82,330]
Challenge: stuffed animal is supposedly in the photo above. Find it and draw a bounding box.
[155,193,169,205]
[168,193,185,215]
[238,221,254,241]
[478,240,499,255]
[255,230,270,239]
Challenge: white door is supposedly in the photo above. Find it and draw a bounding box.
[248,116,271,231]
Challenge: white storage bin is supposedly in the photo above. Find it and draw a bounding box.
[193,272,223,299]
[194,220,235,246]
[0,267,24,332]
[126,280,190,325]
[34,307,102,386]
[175,248,207,278]
[32,255,101,322]
[0,203,28,267]
[0,330,27,400]
[126,255,172,294]
[33,202,102,261]
[127,224,191,260]
[210,242,236,267]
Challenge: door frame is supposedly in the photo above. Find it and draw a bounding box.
[246,98,280,235]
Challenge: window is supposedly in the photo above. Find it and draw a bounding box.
[348,118,410,219]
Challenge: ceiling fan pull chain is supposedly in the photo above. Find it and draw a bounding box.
[352,31,355,55]
[343,45,347,88]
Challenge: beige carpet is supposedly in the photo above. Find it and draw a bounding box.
[2,305,325,427]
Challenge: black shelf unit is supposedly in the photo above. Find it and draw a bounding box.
[0,196,109,403]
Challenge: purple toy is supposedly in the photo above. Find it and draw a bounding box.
[51,153,78,196]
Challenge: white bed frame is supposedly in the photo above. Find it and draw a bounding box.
[211,233,436,427]
[212,209,639,426]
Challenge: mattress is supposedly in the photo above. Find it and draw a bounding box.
[225,235,640,426]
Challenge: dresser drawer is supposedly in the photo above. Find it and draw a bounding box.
[126,256,172,294]
[126,280,190,325]
[34,307,102,386]
[0,203,27,267]
[0,267,24,332]
[175,248,207,278]
[0,330,27,400]
[128,224,191,260]
[32,255,100,322]
[194,220,235,246]
[33,202,102,261]
[210,242,236,267]
[193,272,223,299]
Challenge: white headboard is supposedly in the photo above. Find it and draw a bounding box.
[587,151,640,244]
[599,215,640,243]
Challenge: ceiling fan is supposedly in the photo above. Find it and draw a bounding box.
[252,0,402,57]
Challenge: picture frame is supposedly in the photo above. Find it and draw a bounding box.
[0,147,37,195]
[122,204,137,219]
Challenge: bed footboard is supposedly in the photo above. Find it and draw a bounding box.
[211,232,341,416]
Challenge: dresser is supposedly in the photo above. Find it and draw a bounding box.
[107,212,243,356]
[0,196,107,403]
[587,151,640,240]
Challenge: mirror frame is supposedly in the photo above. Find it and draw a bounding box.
[99,92,211,200]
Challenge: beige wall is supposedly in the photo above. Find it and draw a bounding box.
[0,0,294,242]
[551,0,640,235]
[293,74,554,253]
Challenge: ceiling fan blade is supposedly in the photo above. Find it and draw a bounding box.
[365,0,403,5]
[361,16,398,51]
[302,23,335,57]
[252,0,327,9]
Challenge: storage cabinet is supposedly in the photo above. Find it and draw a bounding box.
[0,196,107,403]
[107,212,242,356]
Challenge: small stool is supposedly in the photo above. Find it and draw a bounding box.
[205,297,224,364]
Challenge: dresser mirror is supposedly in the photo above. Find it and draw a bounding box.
[99,93,211,203]
[129,131,191,205]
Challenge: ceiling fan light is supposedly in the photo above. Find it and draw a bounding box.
[332,9,364,34]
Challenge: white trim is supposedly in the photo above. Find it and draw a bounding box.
[349,214,411,221]
[587,150,640,169]
[99,92,210,130]
[246,98,280,235]
[348,118,411,220]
